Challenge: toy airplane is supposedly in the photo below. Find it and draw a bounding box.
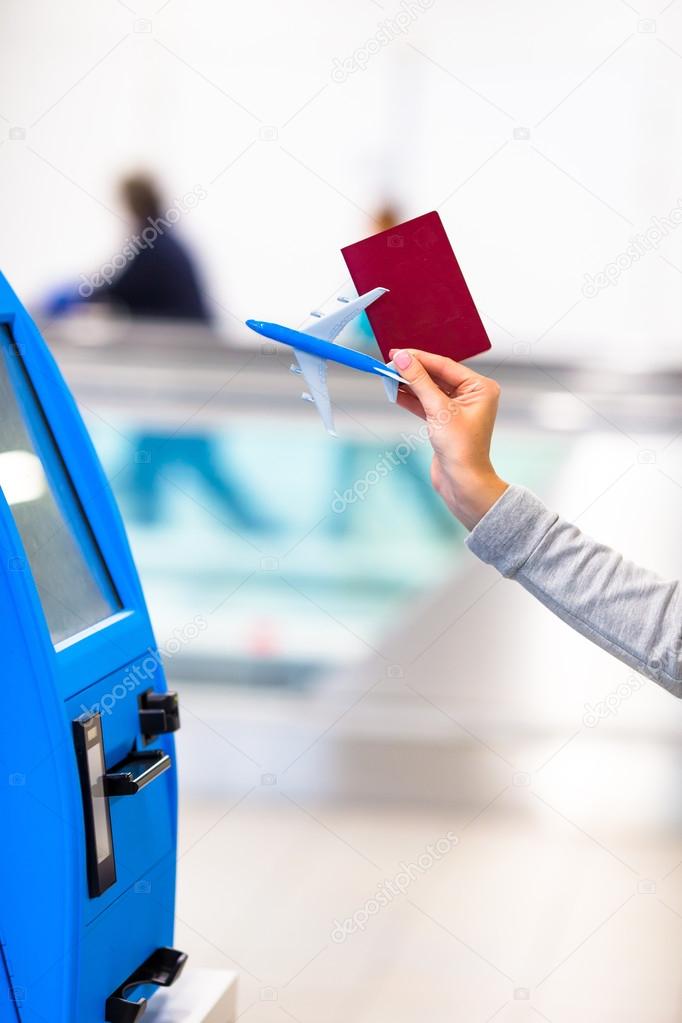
[246,287,406,436]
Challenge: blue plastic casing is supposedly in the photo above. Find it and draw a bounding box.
[0,272,180,1022]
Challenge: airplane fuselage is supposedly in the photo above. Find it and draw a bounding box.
[245,320,403,383]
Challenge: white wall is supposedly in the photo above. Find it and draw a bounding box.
[1,0,681,367]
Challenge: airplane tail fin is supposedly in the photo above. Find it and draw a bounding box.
[382,376,399,403]
[381,360,400,403]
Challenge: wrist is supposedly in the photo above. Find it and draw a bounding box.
[451,470,508,531]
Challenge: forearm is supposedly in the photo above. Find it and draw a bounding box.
[466,485,682,696]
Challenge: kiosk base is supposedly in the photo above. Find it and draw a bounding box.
[144,969,238,1023]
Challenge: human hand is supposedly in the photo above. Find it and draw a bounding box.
[391,348,508,530]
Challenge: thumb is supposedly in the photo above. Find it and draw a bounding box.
[392,350,447,419]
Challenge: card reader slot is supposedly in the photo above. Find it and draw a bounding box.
[103,749,171,796]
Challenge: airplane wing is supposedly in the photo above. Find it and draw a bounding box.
[302,287,388,343]
[294,350,336,436]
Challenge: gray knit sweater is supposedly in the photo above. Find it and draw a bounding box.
[466,485,682,697]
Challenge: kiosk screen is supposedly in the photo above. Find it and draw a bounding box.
[0,325,120,643]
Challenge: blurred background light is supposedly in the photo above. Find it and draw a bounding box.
[0,449,46,504]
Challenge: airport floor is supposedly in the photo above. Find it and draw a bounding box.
[175,794,682,1023]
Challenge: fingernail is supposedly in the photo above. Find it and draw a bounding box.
[394,350,411,370]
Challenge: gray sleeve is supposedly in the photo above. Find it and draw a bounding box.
[465,484,682,697]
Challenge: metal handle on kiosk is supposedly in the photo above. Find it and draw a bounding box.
[103,749,171,796]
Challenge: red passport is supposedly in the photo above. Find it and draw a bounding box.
[341,211,491,363]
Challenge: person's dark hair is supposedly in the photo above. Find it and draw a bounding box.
[374,202,402,234]
[120,174,163,223]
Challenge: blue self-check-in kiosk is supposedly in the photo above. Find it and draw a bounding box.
[0,272,186,1022]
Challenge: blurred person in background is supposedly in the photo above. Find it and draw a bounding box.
[88,173,211,322]
[46,173,211,322]
[44,173,210,322]
[392,348,681,695]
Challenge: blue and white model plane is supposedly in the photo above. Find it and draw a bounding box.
[246,287,406,436]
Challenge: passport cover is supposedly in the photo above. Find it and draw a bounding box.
[341,210,491,363]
